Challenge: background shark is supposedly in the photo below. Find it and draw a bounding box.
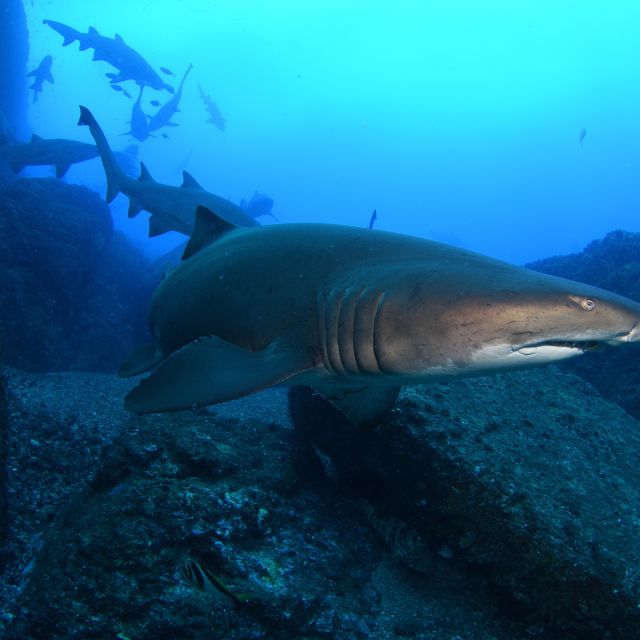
[198,83,226,131]
[79,105,257,234]
[126,86,151,142]
[0,133,98,178]
[43,19,174,93]
[239,190,277,221]
[27,54,54,103]
[146,63,193,135]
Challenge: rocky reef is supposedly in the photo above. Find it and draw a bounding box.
[0,364,638,639]
[0,178,154,372]
[0,371,524,640]
[0,0,28,141]
[1,220,639,638]
[528,230,640,418]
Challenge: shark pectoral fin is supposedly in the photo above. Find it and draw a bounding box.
[46,72,54,84]
[119,343,163,377]
[56,163,71,178]
[313,385,401,428]
[124,336,315,414]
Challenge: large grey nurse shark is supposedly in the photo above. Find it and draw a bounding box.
[121,206,640,423]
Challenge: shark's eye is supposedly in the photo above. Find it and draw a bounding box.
[581,298,595,311]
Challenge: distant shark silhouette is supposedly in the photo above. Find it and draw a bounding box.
[239,191,277,221]
[0,134,98,178]
[125,86,151,142]
[147,63,193,135]
[43,19,174,93]
[198,83,226,131]
[27,55,54,103]
[78,105,257,236]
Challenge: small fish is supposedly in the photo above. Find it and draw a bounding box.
[111,84,124,92]
[181,561,250,604]
[160,66,175,76]
[368,209,377,229]
[150,99,160,107]
[579,127,586,147]
[123,89,132,99]
[162,133,169,139]
[357,499,432,573]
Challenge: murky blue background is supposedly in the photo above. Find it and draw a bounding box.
[22,1,640,262]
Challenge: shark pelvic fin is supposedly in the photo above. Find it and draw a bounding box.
[56,162,71,178]
[182,205,237,260]
[127,199,143,218]
[148,215,174,237]
[313,385,401,428]
[124,336,315,414]
[119,343,163,377]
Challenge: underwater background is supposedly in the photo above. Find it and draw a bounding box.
[2,2,640,639]
[14,0,640,263]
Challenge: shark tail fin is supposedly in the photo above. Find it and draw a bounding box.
[43,19,83,47]
[78,105,125,203]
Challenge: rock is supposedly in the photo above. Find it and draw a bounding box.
[290,367,640,638]
[0,369,527,640]
[528,230,640,418]
[0,178,154,372]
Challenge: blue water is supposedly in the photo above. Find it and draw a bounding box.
[22,1,640,263]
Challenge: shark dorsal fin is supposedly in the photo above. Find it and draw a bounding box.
[182,206,237,260]
[30,134,43,142]
[181,171,203,190]
[115,33,125,44]
[138,162,155,182]
[88,26,99,35]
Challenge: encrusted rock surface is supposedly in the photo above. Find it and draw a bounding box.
[1,368,533,640]
[0,178,153,373]
[291,367,640,639]
[529,230,640,418]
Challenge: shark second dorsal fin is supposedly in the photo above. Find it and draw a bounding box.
[88,26,98,35]
[30,134,43,142]
[115,33,125,44]
[182,206,237,260]
[138,162,155,182]
[181,171,203,190]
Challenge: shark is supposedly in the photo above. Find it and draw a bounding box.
[27,55,54,103]
[239,191,277,221]
[198,83,226,131]
[78,106,257,235]
[0,134,98,178]
[126,86,151,142]
[43,20,174,93]
[121,206,640,420]
[146,63,193,135]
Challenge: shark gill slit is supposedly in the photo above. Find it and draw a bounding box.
[324,288,347,375]
[353,288,385,375]
[337,286,365,374]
